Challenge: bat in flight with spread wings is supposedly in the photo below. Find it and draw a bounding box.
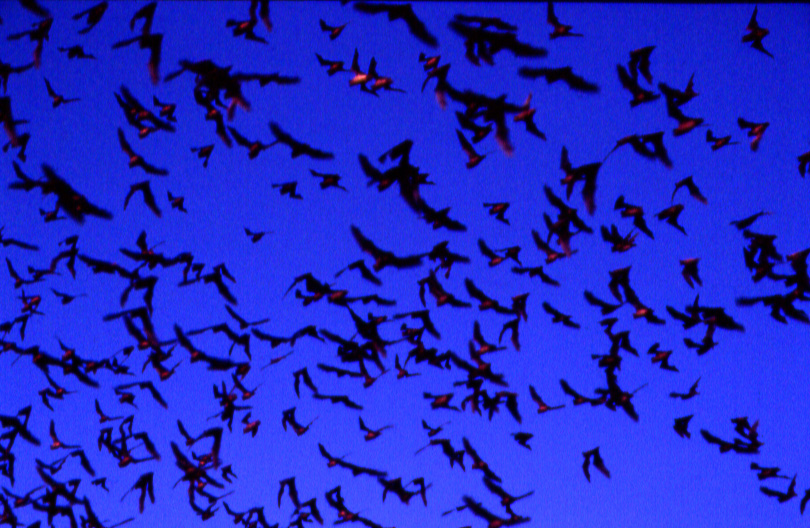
[268,121,334,160]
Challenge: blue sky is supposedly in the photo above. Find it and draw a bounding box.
[1,2,809,527]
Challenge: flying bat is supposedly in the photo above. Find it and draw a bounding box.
[354,2,438,48]
[269,121,334,160]
[518,66,598,93]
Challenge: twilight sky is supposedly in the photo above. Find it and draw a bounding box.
[1,2,809,527]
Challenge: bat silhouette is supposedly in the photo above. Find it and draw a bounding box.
[742,6,773,58]
[547,1,582,39]
[72,2,107,33]
[269,121,334,160]
[124,181,162,218]
[117,128,168,175]
[582,446,610,481]
[617,63,658,108]
[352,225,426,272]
[354,2,438,48]
[44,78,79,107]
[673,415,694,439]
[518,66,598,93]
